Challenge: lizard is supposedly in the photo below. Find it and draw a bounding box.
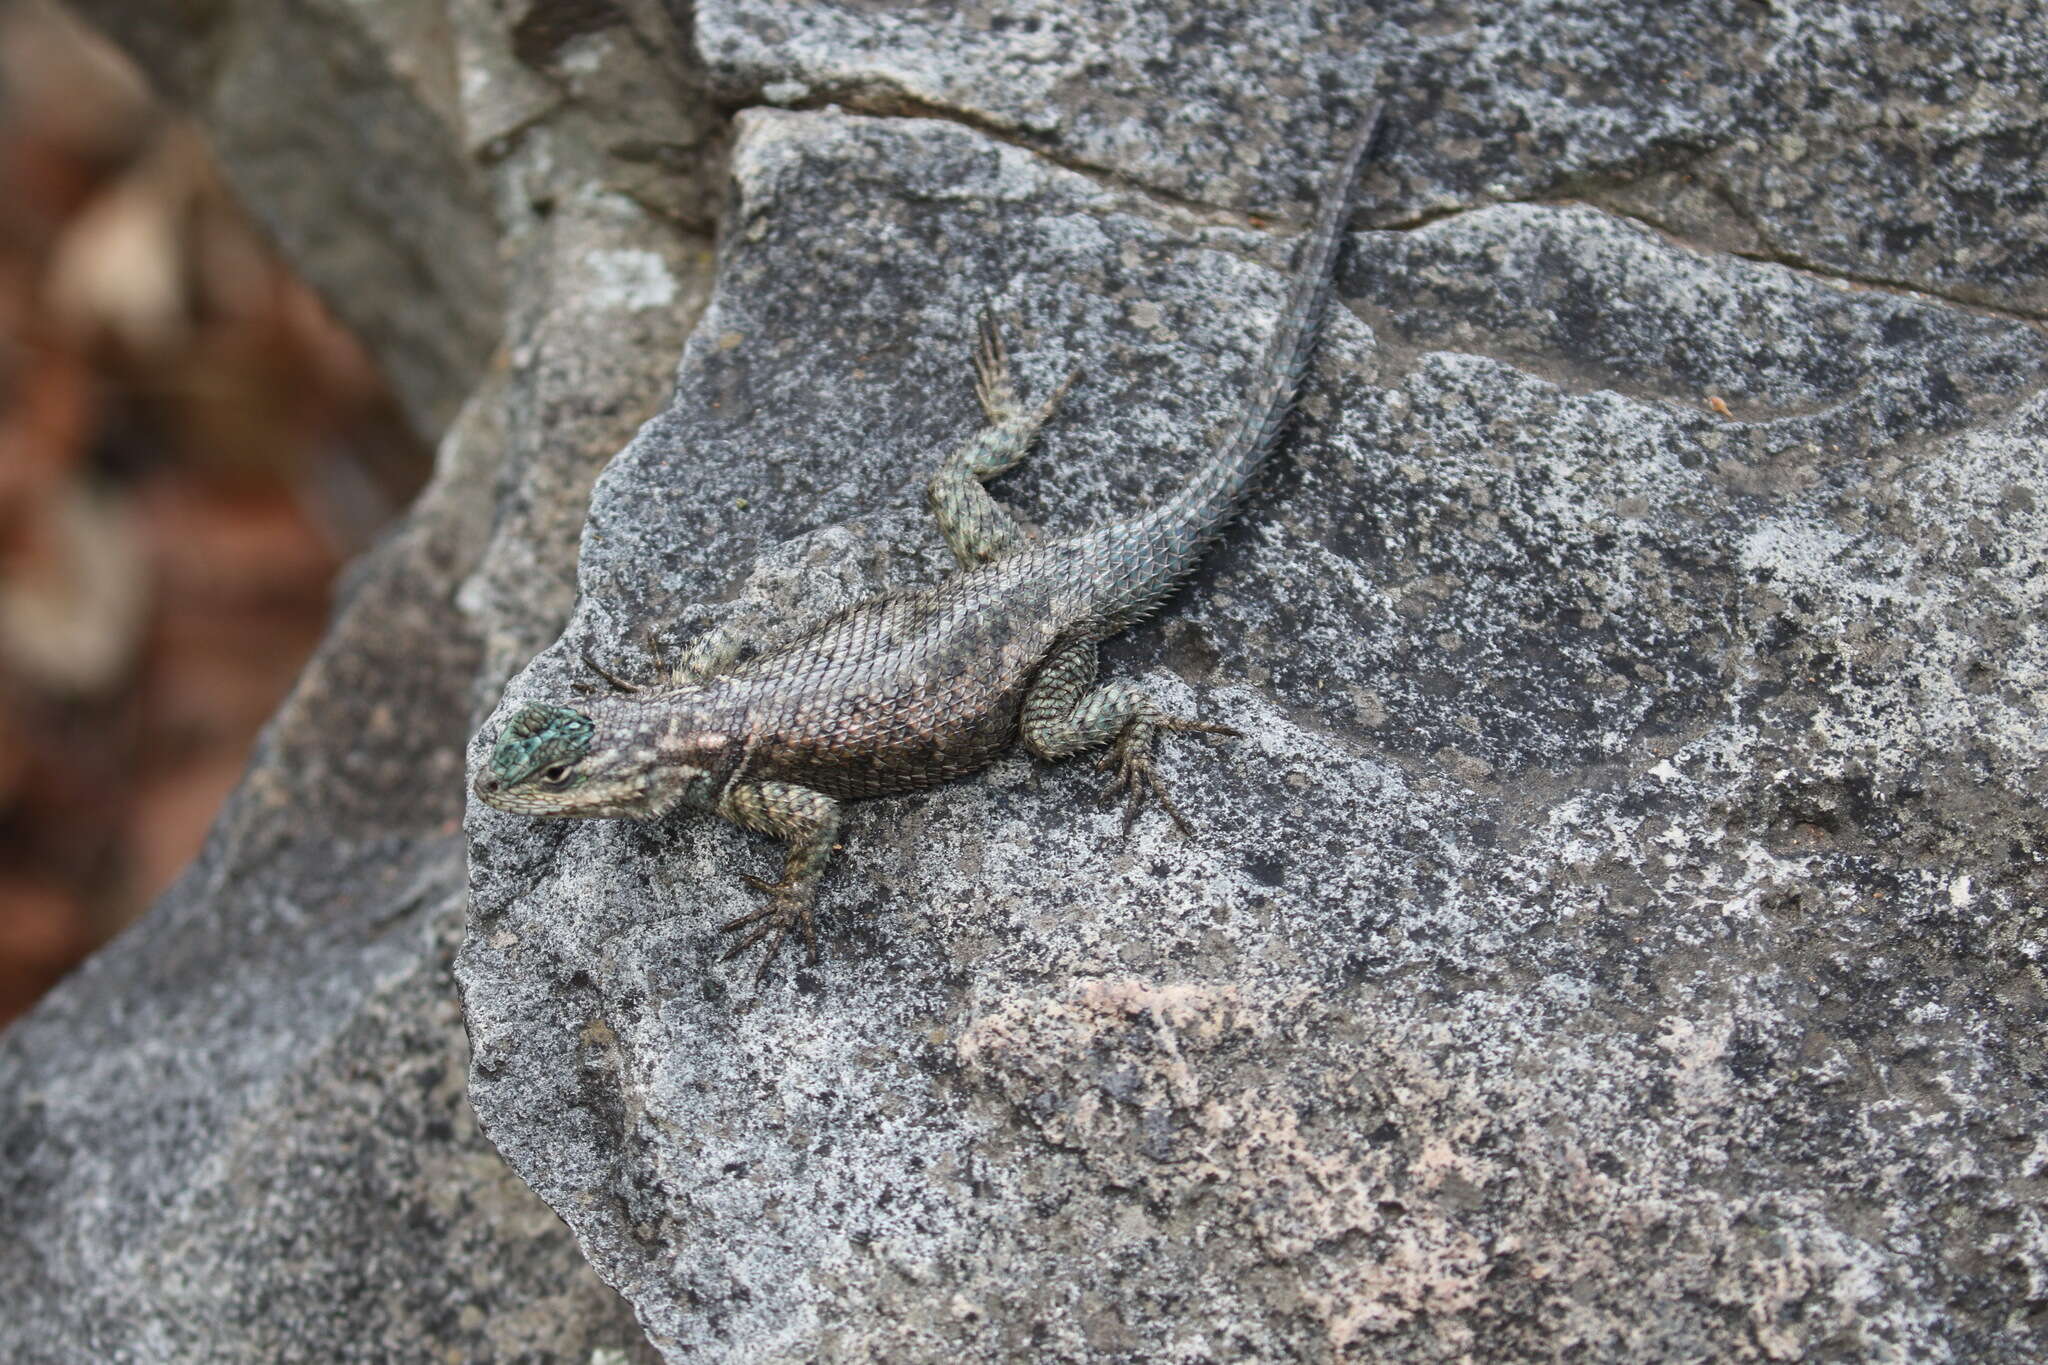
[473,106,1386,981]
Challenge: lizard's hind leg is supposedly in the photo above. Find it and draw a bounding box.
[1019,642,1238,835]
[927,310,1077,568]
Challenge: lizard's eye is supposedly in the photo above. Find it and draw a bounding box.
[541,764,573,785]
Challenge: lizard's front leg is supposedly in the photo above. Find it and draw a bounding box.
[1020,642,1238,835]
[573,615,757,696]
[713,780,843,981]
[668,615,768,685]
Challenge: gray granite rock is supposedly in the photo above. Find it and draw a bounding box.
[16,0,2047,1359]
[460,104,2048,1361]
[696,0,2048,315]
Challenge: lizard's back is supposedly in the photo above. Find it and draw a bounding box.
[708,544,1095,799]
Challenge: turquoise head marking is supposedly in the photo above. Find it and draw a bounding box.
[487,704,594,788]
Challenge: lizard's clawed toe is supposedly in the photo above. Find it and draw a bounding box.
[1088,707,1226,838]
[719,882,819,983]
[1132,762,1194,837]
[1099,748,1196,838]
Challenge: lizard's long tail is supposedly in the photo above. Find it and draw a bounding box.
[1087,104,1385,628]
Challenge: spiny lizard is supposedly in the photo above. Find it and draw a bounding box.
[475,107,1386,981]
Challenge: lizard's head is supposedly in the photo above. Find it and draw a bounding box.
[474,703,600,814]
[473,700,736,820]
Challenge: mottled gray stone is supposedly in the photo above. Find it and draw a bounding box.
[17,0,2048,1360]
[460,105,2048,1361]
[695,0,2047,315]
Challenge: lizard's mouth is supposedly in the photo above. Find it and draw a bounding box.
[471,770,561,813]
[472,771,530,812]
[472,768,661,820]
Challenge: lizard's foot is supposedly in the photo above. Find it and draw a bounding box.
[973,306,1018,422]
[1097,714,1240,837]
[574,627,674,696]
[719,877,818,984]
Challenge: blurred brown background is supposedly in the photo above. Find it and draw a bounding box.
[0,0,428,1026]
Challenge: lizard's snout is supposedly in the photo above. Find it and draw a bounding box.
[474,772,502,797]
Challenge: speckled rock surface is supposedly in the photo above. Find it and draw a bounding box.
[694,0,2048,317]
[459,99,2048,1363]
[16,0,2047,1359]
